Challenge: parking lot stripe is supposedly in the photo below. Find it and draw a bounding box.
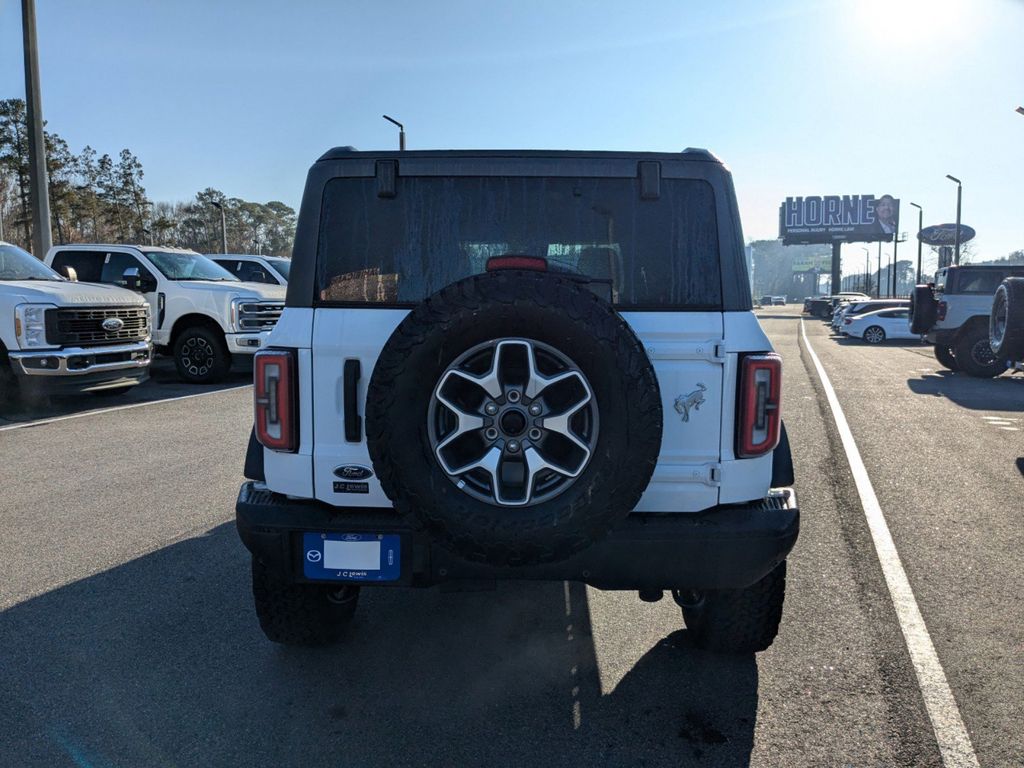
[800,319,980,768]
[0,385,251,433]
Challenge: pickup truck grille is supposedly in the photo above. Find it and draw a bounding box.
[46,306,150,347]
[237,301,284,331]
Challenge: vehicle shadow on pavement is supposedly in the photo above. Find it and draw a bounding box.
[907,371,1024,411]
[0,524,758,768]
[833,337,928,348]
[0,358,251,425]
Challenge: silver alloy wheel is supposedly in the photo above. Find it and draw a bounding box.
[428,338,598,507]
[864,326,885,344]
[181,336,214,376]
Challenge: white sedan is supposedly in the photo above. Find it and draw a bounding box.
[843,307,920,344]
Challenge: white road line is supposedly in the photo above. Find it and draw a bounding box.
[0,385,251,433]
[799,319,980,768]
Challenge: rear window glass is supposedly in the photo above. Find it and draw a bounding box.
[316,175,721,308]
[954,268,1019,294]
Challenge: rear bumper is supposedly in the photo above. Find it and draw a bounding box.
[235,482,799,591]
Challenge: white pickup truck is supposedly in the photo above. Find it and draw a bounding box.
[45,244,285,383]
[0,241,151,400]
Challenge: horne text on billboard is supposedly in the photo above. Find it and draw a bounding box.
[779,194,899,245]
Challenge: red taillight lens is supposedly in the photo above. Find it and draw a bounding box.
[486,256,548,272]
[937,301,947,321]
[737,353,782,459]
[254,349,297,452]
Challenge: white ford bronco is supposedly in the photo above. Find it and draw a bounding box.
[910,264,1024,376]
[236,149,799,654]
[45,244,285,383]
[0,241,151,400]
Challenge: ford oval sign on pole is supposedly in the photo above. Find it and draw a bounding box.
[918,223,976,246]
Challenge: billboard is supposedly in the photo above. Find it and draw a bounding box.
[791,254,832,272]
[779,194,899,245]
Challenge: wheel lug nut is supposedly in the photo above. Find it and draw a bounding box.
[528,403,542,416]
[484,427,498,441]
[507,440,521,453]
[528,428,542,441]
[484,402,498,415]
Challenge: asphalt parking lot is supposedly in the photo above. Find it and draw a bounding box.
[1,307,1020,767]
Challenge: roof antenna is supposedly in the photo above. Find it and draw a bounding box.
[382,115,406,151]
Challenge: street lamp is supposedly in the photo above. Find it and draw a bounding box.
[1016,106,1024,116]
[945,174,962,265]
[382,115,406,151]
[909,202,923,284]
[209,200,227,254]
[877,241,882,298]
[861,247,870,294]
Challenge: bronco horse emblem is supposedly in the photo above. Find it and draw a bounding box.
[674,384,707,423]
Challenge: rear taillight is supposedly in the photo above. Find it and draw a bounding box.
[937,301,947,321]
[254,349,297,452]
[737,353,782,459]
[486,256,548,271]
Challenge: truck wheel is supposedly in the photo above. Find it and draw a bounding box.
[366,269,662,567]
[677,561,786,654]
[990,278,1024,360]
[173,326,230,384]
[909,286,936,335]
[933,345,958,371]
[251,557,359,646]
[863,325,886,344]
[954,326,1005,378]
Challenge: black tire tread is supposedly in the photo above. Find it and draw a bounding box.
[990,278,1024,360]
[173,326,231,384]
[933,344,958,371]
[251,557,358,646]
[366,270,662,566]
[683,562,786,654]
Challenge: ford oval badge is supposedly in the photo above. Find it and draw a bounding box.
[102,317,125,332]
[333,465,373,480]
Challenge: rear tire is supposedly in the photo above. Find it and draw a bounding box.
[251,557,359,646]
[173,326,231,384]
[679,562,786,654]
[954,326,1004,378]
[933,345,958,371]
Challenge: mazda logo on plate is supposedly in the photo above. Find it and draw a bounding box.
[102,317,125,332]
[306,550,322,563]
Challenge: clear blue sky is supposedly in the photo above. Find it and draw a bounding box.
[2,0,1022,272]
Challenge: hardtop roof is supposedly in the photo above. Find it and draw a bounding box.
[316,147,723,164]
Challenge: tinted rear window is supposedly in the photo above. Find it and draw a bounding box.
[316,175,721,308]
[954,268,1019,294]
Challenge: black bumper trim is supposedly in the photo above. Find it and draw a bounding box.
[235,482,799,591]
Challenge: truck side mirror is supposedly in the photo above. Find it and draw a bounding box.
[123,266,141,291]
[61,265,78,281]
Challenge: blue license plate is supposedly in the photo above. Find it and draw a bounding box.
[302,532,401,582]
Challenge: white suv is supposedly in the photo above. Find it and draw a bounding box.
[235,148,799,654]
[46,245,285,383]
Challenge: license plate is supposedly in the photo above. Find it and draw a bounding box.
[302,532,401,582]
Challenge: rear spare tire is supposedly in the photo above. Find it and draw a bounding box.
[366,270,662,566]
[909,286,937,335]
[990,277,1024,360]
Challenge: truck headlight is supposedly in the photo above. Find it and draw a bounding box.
[14,304,57,349]
[229,296,243,332]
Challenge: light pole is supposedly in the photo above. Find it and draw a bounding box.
[22,0,52,258]
[210,201,227,254]
[861,247,870,294]
[909,202,923,284]
[382,115,406,151]
[946,174,962,265]
[877,242,882,298]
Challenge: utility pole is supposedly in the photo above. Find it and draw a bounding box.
[877,242,882,298]
[909,202,923,284]
[22,0,52,258]
[946,174,962,265]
